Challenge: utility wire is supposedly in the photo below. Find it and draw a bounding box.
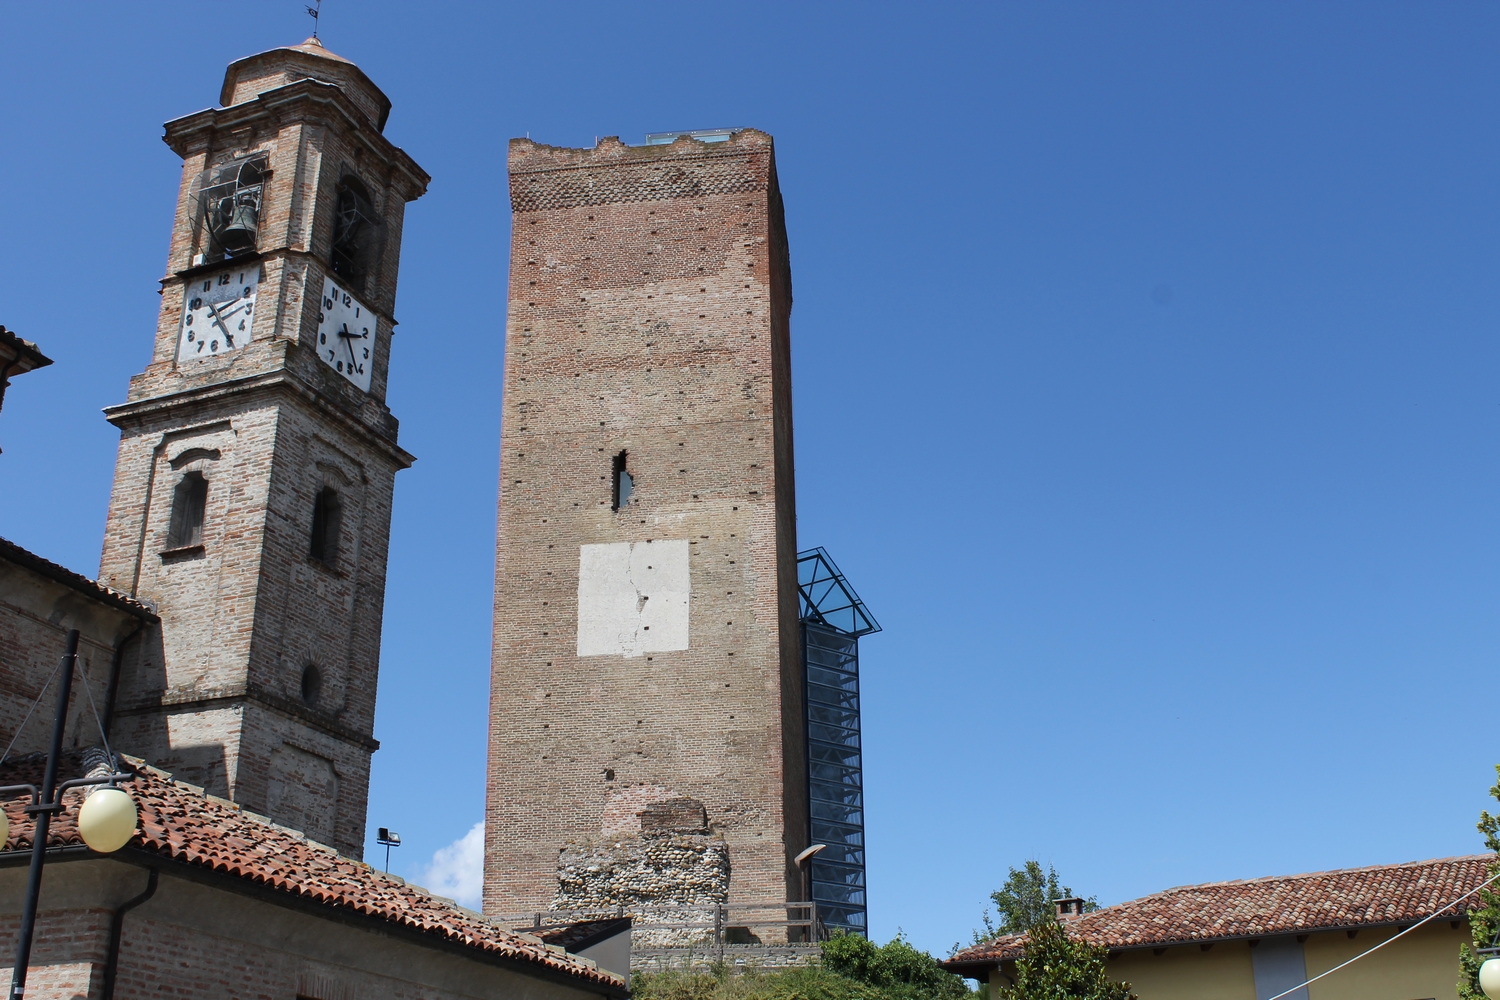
[0,656,63,767]
[73,655,116,764]
[0,644,118,771]
[1264,868,1500,1000]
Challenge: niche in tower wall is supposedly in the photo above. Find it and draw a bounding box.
[268,742,339,846]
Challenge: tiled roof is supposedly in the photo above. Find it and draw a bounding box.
[0,325,52,373]
[945,855,1493,971]
[0,536,157,620]
[0,752,624,994]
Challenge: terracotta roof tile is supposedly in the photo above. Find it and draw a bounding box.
[945,855,1493,970]
[0,536,157,620]
[0,753,623,993]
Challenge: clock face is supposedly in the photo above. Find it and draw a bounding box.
[177,266,259,362]
[314,275,373,392]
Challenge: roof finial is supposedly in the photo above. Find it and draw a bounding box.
[305,0,322,40]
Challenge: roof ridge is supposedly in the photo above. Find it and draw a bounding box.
[0,536,157,619]
[1132,854,1491,901]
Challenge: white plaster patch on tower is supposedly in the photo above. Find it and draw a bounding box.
[577,540,690,657]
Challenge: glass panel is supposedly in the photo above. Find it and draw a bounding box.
[812,882,867,906]
[814,843,865,867]
[807,666,858,692]
[810,799,863,825]
[810,820,864,845]
[810,782,863,807]
[808,703,861,730]
[809,722,861,748]
[812,860,867,886]
[808,742,860,769]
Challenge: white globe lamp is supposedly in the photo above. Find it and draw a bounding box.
[77,786,137,853]
[1479,957,1500,999]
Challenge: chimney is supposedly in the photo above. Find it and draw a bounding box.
[1055,897,1086,919]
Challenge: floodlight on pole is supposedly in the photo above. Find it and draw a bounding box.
[377,827,401,872]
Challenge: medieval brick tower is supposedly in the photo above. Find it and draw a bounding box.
[97,39,428,858]
[485,132,807,915]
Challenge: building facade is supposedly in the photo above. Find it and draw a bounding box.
[486,131,808,916]
[95,38,428,858]
[0,750,626,1000]
[944,856,1488,1000]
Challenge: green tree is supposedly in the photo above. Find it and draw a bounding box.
[630,934,977,1000]
[983,861,1098,940]
[996,919,1136,1000]
[1458,764,1500,1000]
[821,932,975,1000]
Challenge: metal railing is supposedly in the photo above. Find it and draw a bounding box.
[497,901,830,959]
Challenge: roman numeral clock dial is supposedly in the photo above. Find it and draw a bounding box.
[315,275,373,392]
[177,267,259,361]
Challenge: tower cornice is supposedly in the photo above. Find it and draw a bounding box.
[103,367,414,469]
[164,79,430,200]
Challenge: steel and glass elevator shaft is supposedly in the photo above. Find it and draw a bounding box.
[797,548,880,936]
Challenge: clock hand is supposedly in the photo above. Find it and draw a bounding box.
[205,301,234,337]
[203,300,239,347]
[340,325,360,371]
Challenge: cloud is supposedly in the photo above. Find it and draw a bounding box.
[420,821,484,910]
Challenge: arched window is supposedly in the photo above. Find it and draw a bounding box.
[167,472,208,549]
[308,487,342,566]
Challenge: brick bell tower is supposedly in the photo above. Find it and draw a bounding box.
[486,131,806,915]
[97,39,428,858]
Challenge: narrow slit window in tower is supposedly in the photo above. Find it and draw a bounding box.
[309,487,342,566]
[167,472,209,549]
[612,452,633,510]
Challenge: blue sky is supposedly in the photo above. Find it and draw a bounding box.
[1,1,1497,958]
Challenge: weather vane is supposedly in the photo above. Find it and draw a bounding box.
[305,0,322,39]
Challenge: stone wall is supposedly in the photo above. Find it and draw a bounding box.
[556,833,730,911]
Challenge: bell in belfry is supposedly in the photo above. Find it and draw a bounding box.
[217,192,259,252]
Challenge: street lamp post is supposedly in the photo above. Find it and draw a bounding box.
[1480,955,1500,999]
[793,843,827,943]
[3,630,138,1000]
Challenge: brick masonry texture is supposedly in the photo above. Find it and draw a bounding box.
[0,536,156,760]
[94,40,428,858]
[486,131,807,916]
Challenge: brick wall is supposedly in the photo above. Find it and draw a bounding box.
[100,387,401,856]
[92,42,427,858]
[486,131,807,915]
[0,543,153,758]
[0,860,605,1000]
